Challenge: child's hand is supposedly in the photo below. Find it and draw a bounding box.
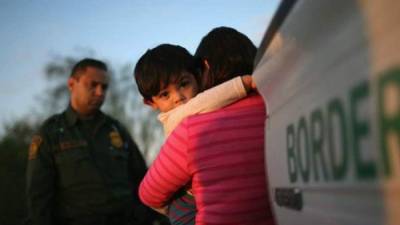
[151,206,169,215]
[241,75,257,93]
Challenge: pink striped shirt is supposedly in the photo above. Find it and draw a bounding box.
[139,94,275,225]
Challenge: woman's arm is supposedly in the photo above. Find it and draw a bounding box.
[138,121,191,209]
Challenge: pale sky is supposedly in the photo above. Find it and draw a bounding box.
[0,0,279,132]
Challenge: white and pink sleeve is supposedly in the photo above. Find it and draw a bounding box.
[158,76,247,136]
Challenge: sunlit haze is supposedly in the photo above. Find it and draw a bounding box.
[0,0,280,134]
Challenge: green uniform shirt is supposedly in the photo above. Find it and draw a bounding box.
[26,105,149,225]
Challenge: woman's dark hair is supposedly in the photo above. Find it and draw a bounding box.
[195,26,257,91]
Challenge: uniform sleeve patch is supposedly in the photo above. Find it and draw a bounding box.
[109,131,123,149]
[29,135,42,160]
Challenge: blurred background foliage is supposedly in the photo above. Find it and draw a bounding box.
[0,54,164,225]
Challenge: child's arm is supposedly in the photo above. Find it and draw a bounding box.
[159,75,254,136]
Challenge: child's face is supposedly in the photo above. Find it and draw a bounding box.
[147,72,199,112]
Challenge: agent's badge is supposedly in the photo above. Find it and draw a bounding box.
[109,131,123,149]
[29,135,42,160]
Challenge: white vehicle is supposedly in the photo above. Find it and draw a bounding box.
[253,0,400,224]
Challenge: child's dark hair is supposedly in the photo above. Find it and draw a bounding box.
[134,44,203,101]
[195,27,256,90]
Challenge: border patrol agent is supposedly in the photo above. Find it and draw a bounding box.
[26,58,152,225]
